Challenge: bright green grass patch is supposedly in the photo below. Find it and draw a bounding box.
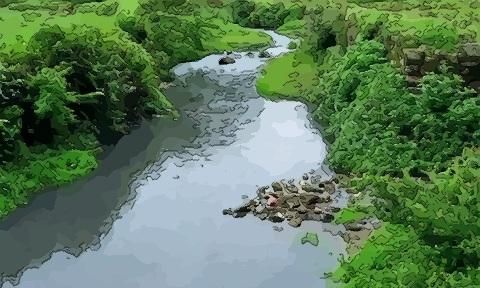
[0,149,97,218]
[0,0,138,52]
[256,50,318,102]
[201,18,273,52]
[277,19,306,38]
[335,208,368,224]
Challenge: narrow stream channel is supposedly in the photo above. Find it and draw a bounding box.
[0,31,346,288]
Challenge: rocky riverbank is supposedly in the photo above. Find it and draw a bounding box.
[223,173,343,228]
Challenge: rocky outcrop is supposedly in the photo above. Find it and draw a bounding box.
[222,175,341,228]
[219,56,236,65]
[401,43,480,91]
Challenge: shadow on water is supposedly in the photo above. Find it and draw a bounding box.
[0,71,240,285]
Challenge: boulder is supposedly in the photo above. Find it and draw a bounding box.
[404,65,421,75]
[285,184,298,193]
[288,217,303,228]
[302,173,309,180]
[269,212,285,223]
[285,197,301,209]
[305,212,323,221]
[233,199,254,214]
[300,194,321,206]
[458,43,480,62]
[246,52,255,58]
[271,181,283,191]
[403,48,425,66]
[324,182,336,194]
[321,213,334,223]
[259,50,272,58]
[296,205,308,214]
[219,56,235,65]
[345,223,364,232]
[222,208,233,216]
[301,184,324,193]
[255,204,266,214]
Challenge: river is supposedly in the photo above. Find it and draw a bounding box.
[0,31,346,288]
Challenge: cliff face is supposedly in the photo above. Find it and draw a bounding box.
[401,43,480,91]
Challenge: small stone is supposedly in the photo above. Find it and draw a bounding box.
[302,173,309,180]
[241,195,249,200]
[246,52,254,58]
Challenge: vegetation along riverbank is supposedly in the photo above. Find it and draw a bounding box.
[1,0,479,286]
[0,0,275,218]
[246,0,480,286]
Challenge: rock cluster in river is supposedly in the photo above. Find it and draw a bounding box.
[223,174,340,228]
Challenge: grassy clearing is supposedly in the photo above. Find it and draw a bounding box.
[256,50,318,101]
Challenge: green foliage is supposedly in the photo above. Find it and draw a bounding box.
[230,0,305,29]
[313,40,479,176]
[372,149,480,270]
[28,67,78,136]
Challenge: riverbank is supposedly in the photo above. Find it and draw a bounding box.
[0,0,274,219]
[249,0,480,286]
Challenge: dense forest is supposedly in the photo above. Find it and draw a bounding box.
[1,0,479,286]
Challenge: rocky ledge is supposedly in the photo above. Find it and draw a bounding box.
[222,174,341,228]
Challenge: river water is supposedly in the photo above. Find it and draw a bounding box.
[0,31,346,288]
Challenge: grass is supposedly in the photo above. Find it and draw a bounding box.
[256,50,318,101]
[334,208,368,224]
[200,18,273,51]
[0,0,272,54]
